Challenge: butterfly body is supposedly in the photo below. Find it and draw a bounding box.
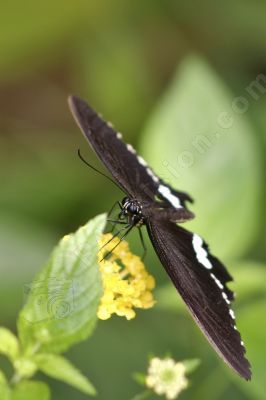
[120,197,145,227]
[68,95,251,380]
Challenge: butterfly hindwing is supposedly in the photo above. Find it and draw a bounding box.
[146,218,251,380]
[68,95,193,218]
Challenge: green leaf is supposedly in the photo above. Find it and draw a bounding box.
[33,353,96,396]
[182,359,201,374]
[13,358,37,379]
[141,55,261,259]
[0,370,11,400]
[11,380,50,400]
[229,299,266,400]
[0,328,20,361]
[18,214,106,354]
[132,372,146,386]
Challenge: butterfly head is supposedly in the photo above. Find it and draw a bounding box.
[120,197,144,226]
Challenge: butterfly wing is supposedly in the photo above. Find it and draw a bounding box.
[68,95,193,218]
[69,95,251,379]
[146,218,251,380]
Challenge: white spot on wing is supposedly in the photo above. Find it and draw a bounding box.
[127,144,136,154]
[210,273,224,289]
[192,234,213,269]
[137,156,147,166]
[124,141,160,183]
[146,168,159,183]
[222,291,230,304]
[158,184,182,209]
[107,121,114,128]
[116,132,123,139]
[192,234,238,331]
[210,273,238,331]
[152,175,159,183]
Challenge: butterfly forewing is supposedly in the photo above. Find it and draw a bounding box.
[146,218,251,380]
[68,95,193,218]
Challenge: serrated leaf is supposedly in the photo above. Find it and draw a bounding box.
[11,380,50,400]
[141,55,261,259]
[33,353,96,396]
[0,328,20,362]
[0,370,11,400]
[18,214,106,354]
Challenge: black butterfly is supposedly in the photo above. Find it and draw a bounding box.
[68,95,251,380]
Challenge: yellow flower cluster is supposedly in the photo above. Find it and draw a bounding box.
[97,234,155,320]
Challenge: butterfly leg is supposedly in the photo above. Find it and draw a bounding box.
[107,201,122,218]
[138,227,147,260]
[107,201,123,232]
[107,219,128,225]
[99,224,130,252]
[107,218,128,233]
[100,225,134,262]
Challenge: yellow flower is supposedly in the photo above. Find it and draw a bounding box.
[97,234,156,320]
[146,357,188,399]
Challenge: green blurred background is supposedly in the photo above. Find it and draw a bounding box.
[0,1,265,399]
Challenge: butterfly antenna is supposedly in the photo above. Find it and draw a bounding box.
[77,149,124,192]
